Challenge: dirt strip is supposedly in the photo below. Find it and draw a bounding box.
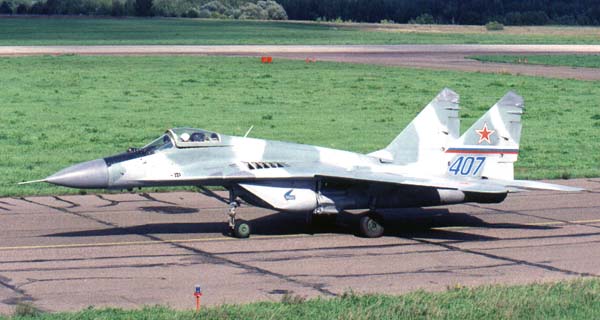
[1,45,600,80]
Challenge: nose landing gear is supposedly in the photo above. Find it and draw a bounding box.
[227,193,251,239]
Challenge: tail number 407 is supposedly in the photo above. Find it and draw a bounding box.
[448,156,486,176]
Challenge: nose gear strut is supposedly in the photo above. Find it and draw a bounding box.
[228,200,239,229]
[227,191,250,238]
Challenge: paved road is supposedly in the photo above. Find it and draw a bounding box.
[2,45,600,80]
[0,178,598,313]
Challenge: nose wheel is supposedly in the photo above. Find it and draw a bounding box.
[233,220,251,238]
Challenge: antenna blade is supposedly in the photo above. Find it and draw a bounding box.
[244,125,254,138]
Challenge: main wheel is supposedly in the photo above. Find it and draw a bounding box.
[233,221,251,238]
[358,214,384,238]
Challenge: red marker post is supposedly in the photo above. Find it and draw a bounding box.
[194,285,203,312]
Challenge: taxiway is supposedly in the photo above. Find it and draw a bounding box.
[0,178,598,313]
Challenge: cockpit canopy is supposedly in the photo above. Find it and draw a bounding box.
[137,128,222,155]
[168,128,221,148]
[140,134,174,154]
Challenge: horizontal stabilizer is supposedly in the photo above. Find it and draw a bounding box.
[492,179,585,192]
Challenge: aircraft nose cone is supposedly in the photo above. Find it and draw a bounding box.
[46,159,109,189]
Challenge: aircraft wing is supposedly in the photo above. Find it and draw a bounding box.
[137,162,503,191]
[312,167,583,193]
[137,163,581,193]
[283,165,582,193]
[312,168,509,193]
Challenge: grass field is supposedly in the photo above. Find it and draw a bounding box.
[1,17,600,45]
[1,55,599,196]
[5,278,600,319]
[470,54,600,68]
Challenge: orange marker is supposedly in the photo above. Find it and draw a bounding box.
[194,285,203,312]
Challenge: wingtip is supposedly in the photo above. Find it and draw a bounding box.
[562,186,587,192]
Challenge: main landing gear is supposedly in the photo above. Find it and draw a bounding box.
[227,193,251,239]
[305,211,385,238]
[358,213,385,238]
[224,188,383,239]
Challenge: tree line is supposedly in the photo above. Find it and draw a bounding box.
[0,0,287,19]
[278,0,600,25]
[0,0,599,25]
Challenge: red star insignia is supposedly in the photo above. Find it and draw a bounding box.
[476,123,495,144]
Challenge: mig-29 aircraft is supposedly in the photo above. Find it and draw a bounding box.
[22,89,582,238]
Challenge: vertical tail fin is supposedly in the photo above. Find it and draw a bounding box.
[446,91,524,180]
[369,88,460,168]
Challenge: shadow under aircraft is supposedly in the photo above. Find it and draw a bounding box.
[47,207,557,243]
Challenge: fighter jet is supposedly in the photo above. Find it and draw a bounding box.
[22,89,582,238]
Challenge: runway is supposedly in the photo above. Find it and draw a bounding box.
[1,44,600,80]
[0,178,598,313]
